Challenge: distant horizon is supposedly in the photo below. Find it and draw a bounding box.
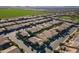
[0,6,79,8]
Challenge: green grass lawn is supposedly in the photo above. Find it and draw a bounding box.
[60,16,71,19]
[0,8,48,19]
[59,15,79,23]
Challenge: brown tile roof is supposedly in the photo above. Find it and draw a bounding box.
[0,36,10,45]
[1,46,21,53]
[28,37,44,45]
[19,30,30,37]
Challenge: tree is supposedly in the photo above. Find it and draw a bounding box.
[16,32,24,40]
[39,49,46,53]
[43,41,50,46]
[47,45,53,50]
[48,37,55,42]
[59,43,65,46]
[53,50,59,53]
[23,41,30,47]
[27,31,35,37]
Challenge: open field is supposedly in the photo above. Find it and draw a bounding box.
[0,8,49,19]
[59,15,79,23]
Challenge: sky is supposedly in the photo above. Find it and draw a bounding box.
[0,0,79,6]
